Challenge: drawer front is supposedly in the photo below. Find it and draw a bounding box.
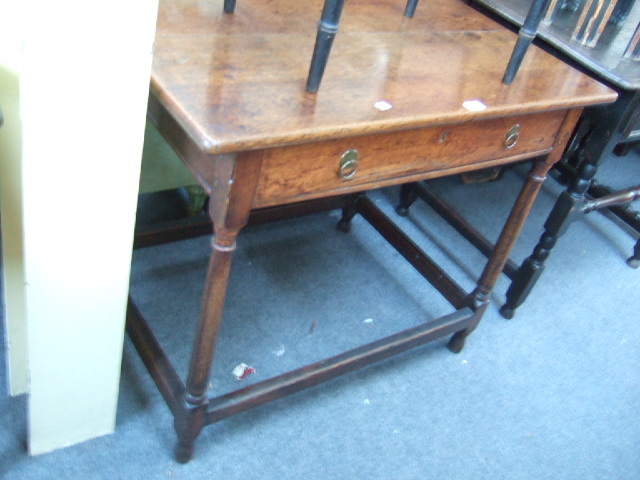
[254,110,566,207]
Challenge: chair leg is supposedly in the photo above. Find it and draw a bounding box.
[229,0,419,92]
[404,0,420,18]
[500,150,597,319]
[223,0,236,13]
[306,0,347,93]
[613,142,634,156]
[503,0,553,84]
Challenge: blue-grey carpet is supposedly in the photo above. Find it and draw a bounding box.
[2,152,639,479]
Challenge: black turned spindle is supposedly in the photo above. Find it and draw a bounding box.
[404,0,420,18]
[306,0,347,93]
[500,149,596,319]
[223,0,236,13]
[610,0,634,25]
[502,0,553,84]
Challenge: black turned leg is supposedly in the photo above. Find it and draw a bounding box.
[230,0,419,91]
[503,0,553,84]
[500,150,597,319]
[306,0,346,93]
[404,0,420,18]
[627,239,640,268]
[613,142,635,156]
[610,0,634,25]
[223,0,236,13]
[396,183,419,217]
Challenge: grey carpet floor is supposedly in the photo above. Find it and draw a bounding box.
[1,153,639,479]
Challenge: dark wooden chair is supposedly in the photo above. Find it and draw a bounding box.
[396,0,640,318]
[497,0,640,317]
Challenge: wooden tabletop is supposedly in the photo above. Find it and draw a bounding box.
[151,0,617,154]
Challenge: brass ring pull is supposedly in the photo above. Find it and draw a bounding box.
[338,149,359,180]
[505,124,521,149]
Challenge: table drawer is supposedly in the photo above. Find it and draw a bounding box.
[254,110,566,207]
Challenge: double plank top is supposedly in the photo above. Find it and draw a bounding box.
[151,0,617,154]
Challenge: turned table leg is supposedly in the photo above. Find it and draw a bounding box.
[448,156,555,352]
[173,152,264,462]
[174,237,236,462]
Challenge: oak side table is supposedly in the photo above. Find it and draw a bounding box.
[126,0,616,462]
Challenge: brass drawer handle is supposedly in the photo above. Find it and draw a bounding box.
[338,149,359,180]
[505,124,521,149]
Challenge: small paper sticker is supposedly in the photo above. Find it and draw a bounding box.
[462,100,487,112]
[232,363,255,380]
[374,100,393,111]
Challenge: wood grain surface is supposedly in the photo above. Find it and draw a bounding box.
[150,0,617,154]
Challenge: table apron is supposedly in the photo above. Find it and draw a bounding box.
[253,110,566,208]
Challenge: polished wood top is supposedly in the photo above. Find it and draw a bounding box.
[151,0,617,154]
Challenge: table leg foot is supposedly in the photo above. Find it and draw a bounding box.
[174,441,195,464]
[447,331,467,353]
[395,206,410,217]
[447,290,489,353]
[173,393,207,464]
[396,183,418,217]
[336,219,351,233]
[337,195,359,233]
